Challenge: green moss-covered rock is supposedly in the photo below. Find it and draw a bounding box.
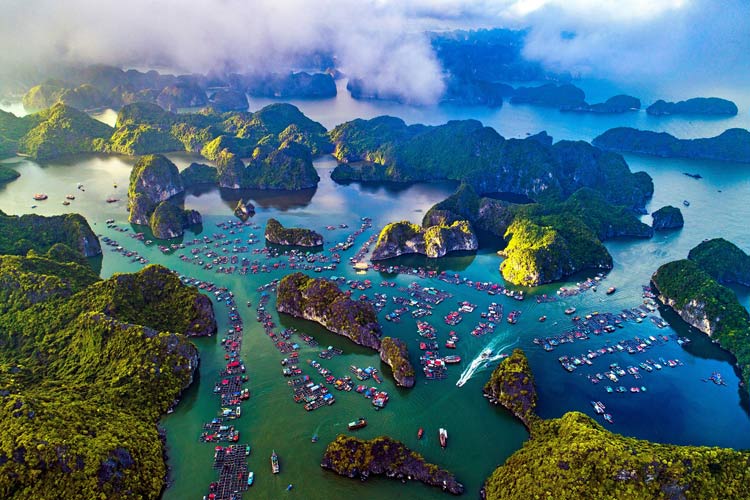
[106,124,182,155]
[0,210,101,258]
[379,337,415,388]
[276,272,382,350]
[371,220,478,260]
[651,205,684,231]
[483,349,538,429]
[0,110,40,159]
[17,103,114,161]
[215,149,246,189]
[264,218,323,246]
[149,201,202,239]
[245,140,320,190]
[321,435,464,495]
[688,238,750,286]
[499,214,612,286]
[128,154,183,202]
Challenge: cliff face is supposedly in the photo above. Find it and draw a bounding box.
[651,205,684,231]
[483,349,538,430]
[149,202,202,239]
[321,435,464,495]
[128,154,184,202]
[276,273,382,350]
[379,337,415,388]
[265,218,323,246]
[371,220,478,260]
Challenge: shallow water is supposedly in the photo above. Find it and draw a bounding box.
[1,85,750,498]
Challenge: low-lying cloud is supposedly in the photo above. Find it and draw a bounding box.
[1,0,748,103]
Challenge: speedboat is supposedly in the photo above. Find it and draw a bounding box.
[348,417,367,430]
[439,428,448,448]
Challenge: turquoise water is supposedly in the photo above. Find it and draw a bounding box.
[1,85,750,498]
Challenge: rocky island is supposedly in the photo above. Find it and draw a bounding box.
[560,94,641,113]
[646,97,738,116]
[321,435,464,495]
[0,209,101,257]
[371,220,478,260]
[483,349,538,430]
[651,252,750,388]
[330,119,653,212]
[265,218,323,247]
[593,127,750,163]
[687,238,750,286]
[245,71,337,99]
[423,184,651,286]
[510,83,586,107]
[208,89,248,112]
[128,154,202,239]
[651,205,684,231]
[379,337,415,388]
[276,272,382,350]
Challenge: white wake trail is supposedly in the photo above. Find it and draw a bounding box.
[455,337,519,388]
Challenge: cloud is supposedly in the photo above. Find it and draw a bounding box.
[0,0,444,104]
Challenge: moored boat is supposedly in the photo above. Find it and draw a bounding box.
[247,471,254,485]
[444,355,462,364]
[348,417,367,430]
[564,307,576,315]
[271,450,280,473]
[439,428,448,448]
[33,193,48,201]
[417,427,424,439]
[606,287,616,295]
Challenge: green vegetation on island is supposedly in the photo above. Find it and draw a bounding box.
[321,435,464,495]
[561,94,641,114]
[180,162,218,188]
[424,185,651,286]
[651,258,750,389]
[0,255,216,499]
[128,155,201,239]
[483,349,538,429]
[593,127,750,163]
[22,82,107,112]
[647,97,738,116]
[371,220,478,260]
[482,349,750,499]
[0,210,101,257]
[687,238,750,286]
[275,272,382,350]
[264,218,323,247]
[330,118,652,212]
[0,165,20,184]
[16,103,113,161]
[379,337,415,388]
[510,83,586,107]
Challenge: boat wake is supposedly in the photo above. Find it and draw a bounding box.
[455,337,519,388]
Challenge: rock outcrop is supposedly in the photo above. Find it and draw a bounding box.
[379,337,415,388]
[276,273,382,350]
[483,349,538,430]
[647,97,738,116]
[560,94,641,114]
[593,127,750,164]
[371,220,478,260]
[127,154,202,239]
[234,199,255,221]
[688,238,750,287]
[265,218,323,247]
[651,205,684,231]
[321,435,464,495]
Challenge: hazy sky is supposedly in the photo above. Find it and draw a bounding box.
[1,0,748,103]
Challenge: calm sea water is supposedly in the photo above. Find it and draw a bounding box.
[1,82,750,498]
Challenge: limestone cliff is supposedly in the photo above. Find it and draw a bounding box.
[371,220,478,260]
[265,218,323,246]
[379,337,415,388]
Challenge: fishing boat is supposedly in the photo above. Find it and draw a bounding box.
[606,287,617,295]
[417,427,424,439]
[33,193,48,201]
[444,355,462,364]
[564,307,576,315]
[439,428,448,448]
[65,194,75,200]
[683,200,690,207]
[538,315,547,322]
[62,200,70,206]
[348,417,367,430]
[603,414,614,424]
[271,450,280,473]
[247,471,254,485]
[106,197,119,203]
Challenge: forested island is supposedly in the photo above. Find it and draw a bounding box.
[593,127,750,163]
[651,240,750,389]
[646,97,738,116]
[265,218,323,247]
[481,350,750,499]
[371,220,478,260]
[0,212,216,499]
